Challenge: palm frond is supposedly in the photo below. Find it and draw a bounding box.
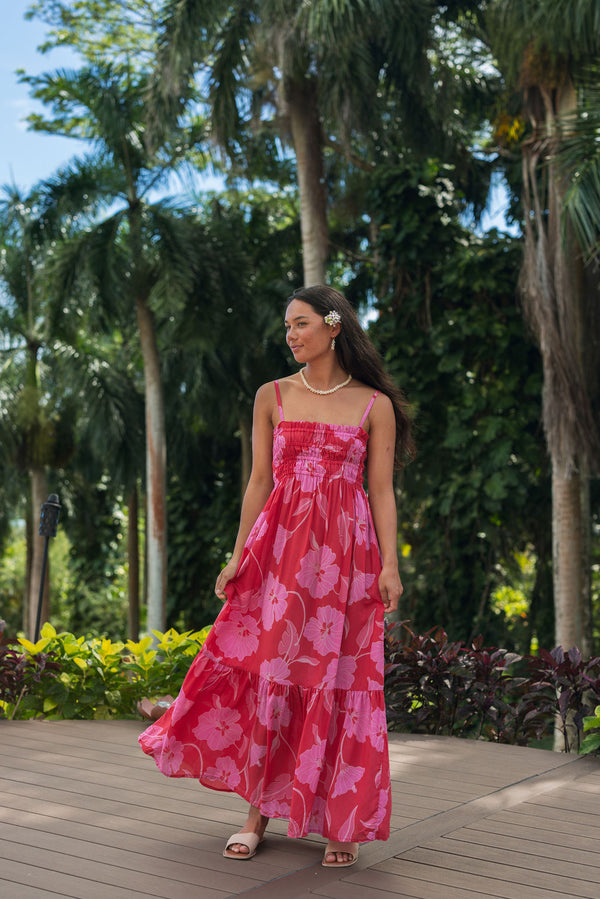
[47,211,130,329]
[558,76,600,260]
[150,0,234,139]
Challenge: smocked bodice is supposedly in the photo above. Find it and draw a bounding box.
[272,420,368,489]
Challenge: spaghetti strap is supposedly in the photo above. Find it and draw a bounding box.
[359,391,379,427]
[274,380,285,422]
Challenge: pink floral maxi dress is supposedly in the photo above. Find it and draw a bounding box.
[139,383,391,842]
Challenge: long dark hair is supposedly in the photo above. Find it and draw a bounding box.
[288,285,415,467]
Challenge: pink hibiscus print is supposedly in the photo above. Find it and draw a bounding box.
[273,525,291,563]
[158,735,184,775]
[370,638,384,675]
[308,795,327,831]
[204,756,241,789]
[272,431,285,467]
[260,657,292,685]
[341,441,364,481]
[215,610,260,660]
[369,707,388,752]
[294,455,326,491]
[261,573,288,630]
[257,692,293,730]
[323,655,356,689]
[348,570,377,605]
[192,705,243,750]
[261,798,290,818]
[169,690,195,726]
[297,545,340,599]
[362,788,389,833]
[304,605,345,656]
[250,743,267,767]
[332,764,365,797]
[342,697,370,742]
[354,517,368,546]
[250,514,268,542]
[296,735,326,791]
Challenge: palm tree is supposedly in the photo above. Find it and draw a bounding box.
[0,184,77,637]
[485,1,600,652]
[152,0,464,285]
[24,63,205,633]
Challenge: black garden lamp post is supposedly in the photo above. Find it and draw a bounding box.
[34,494,61,643]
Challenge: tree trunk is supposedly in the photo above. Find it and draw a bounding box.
[136,295,167,635]
[519,75,600,655]
[552,468,584,650]
[287,80,328,285]
[127,485,140,641]
[26,467,48,640]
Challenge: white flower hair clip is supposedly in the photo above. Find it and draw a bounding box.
[324,310,341,326]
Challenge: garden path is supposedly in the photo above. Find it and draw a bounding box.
[0,720,599,898]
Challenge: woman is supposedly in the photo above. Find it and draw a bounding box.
[139,285,414,867]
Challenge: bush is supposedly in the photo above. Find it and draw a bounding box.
[0,622,210,720]
[581,705,600,755]
[384,621,600,751]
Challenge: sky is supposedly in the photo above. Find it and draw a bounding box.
[0,6,83,191]
[0,6,514,231]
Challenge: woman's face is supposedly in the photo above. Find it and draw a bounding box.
[284,299,333,363]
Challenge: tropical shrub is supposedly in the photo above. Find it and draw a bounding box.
[384,622,600,751]
[581,705,600,755]
[0,622,210,720]
[525,646,600,753]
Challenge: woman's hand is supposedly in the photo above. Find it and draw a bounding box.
[379,564,403,612]
[215,559,239,602]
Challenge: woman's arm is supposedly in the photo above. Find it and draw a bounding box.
[365,393,403,612]
[215,383,276,600]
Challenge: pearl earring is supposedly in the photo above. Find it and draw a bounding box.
[331,337,336,350]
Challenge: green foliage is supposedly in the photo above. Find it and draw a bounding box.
[162,192,300,628]
[581,704,600,755]
[366,155,550,646]
[0,622,210,720]
[26,0,159,68]
[385,623,600,751]
[384,622,549,745]
[0,522,27,638]
[54,476,129,638]
[526,646,600,753]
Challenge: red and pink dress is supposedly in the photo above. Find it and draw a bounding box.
[139,383,391,842]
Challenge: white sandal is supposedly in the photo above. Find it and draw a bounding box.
[322,841,359,867]
[223,831,264,860]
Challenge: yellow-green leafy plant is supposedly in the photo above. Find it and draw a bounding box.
[581,705,600,755]
[2,623,210,720]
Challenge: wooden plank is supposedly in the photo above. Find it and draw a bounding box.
[457,822,600,864]
[0,799,321,873]
[427,833,600,880]
[0,819,292,887]
[1,721,598,899]
[510,800,600,828]
[311,881,418,899]
[390,780,485,802]
[0,838,250,898]
[0,858,215,899]
[472,815,600,852]
[377,850,600,899]
[347,865,580,899]
[525,792,600,814]
[0,887,61,899]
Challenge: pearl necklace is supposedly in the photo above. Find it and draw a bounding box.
[300,368,352,395]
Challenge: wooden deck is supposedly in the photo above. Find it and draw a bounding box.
[1,720,599,898]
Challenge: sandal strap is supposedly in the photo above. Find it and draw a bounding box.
[325,841,359,858]
[225,832,262,853]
